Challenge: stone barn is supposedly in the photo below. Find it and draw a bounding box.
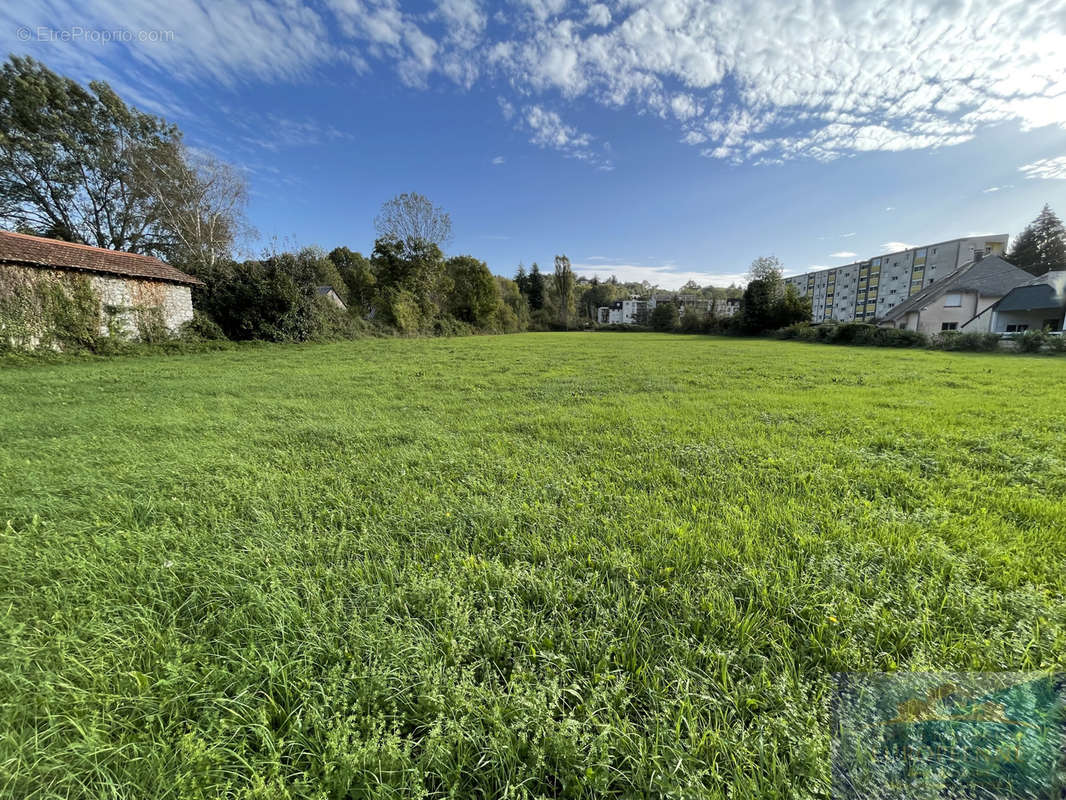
[0,230,203,348]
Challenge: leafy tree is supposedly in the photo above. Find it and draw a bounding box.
[737,255,807,333]
[198,248,323,342]
[552,254,576,328]
[0,56,244,260]
[373,192,452,254]
[445,255,499,327]
[526,263,546,310]
[650,300,680,331]
[371,236,447,329]
[495,276,530,332]
[329,246,376,314]
[514,264,530,297]
[1007,204,1066,276]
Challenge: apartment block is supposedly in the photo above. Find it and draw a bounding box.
[785,235,1008,323]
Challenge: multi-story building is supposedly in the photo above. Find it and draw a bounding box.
[597,294,739,324]
[785,235,1008,323]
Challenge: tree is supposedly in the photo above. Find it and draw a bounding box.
[330,246,376,316]
[748,255,784,282]
[552,254,576,328]
[0,56,184,254]
[373,192,452,253]
[445,255,499,327]
[1007,205,1066,276]
[495,276,530,332]
[371,236,447,329]
[146,145,252,276]
[527,263,546,310]
[650,300,680,331]
[514,264,530,297]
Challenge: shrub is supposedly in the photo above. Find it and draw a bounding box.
[179,311,228,341]
[650,302,680,331]
[1045,334,1066,354]
[1014,329,1047,353]
[930,331,1001,352]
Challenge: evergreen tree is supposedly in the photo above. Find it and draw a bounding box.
[1007,204,1066,275]
[527,263,546,310]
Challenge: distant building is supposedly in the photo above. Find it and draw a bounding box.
[878,256,1033,333]
[785,235,1009,323]
[0,230,201,347]
[597,293,738,325]
[964,271,1066,335]
[317,285,347,311]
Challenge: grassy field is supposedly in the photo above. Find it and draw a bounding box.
[1,333,1064,798]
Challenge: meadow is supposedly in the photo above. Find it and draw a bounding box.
[1,333,1064,798]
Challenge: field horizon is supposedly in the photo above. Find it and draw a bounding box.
[2,333,1064,797]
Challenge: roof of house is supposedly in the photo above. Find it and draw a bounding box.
[0,230,203,286]
[994,271,1066,312]
[880,256,1031,321]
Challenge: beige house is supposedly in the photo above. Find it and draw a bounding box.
[878,256,1032,333]
[0,230,202,347]
[964,271,1066,334]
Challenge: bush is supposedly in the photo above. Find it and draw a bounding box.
[179,310,228,341]
[650,302,680,332]
[1014,329,1047,353]
[779,322,926,348]
[1045,334,1066,354]
[930,331,1001,352]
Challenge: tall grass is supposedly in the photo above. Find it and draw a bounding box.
[1,334,1063,797]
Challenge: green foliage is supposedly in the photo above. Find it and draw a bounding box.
[778,322,927,348]
[377,286,424,333]
[178,310,227,341]
[445,255,499,327]
[329,247,376,315]
[738,258,810,334]
[1006,204,1066,276]
[0,55,184,254]
[1014,329,1048,353]
[552,255,576,328]
[649,300,680,331]
[1,335,1064,797]
[524,263,546,310]
[0,268,102,350]
[929,331,1002,352]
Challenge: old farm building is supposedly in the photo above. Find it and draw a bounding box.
[0,231,202,348]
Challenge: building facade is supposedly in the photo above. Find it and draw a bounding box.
[785,235,1008,324]
[597,294,738,324]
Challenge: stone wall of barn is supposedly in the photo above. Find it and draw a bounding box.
[0,264,194,348]
[88,273,194,335]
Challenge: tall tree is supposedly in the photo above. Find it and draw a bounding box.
[330,246,377,315]
[1007,204,1066,276]
[527,262,546,310]
[373,192,452,254]
[146,145,252,275]
[0,56,185,254]
[552,254,576,328]
[445,255,499,327]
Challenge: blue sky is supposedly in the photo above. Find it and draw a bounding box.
[3,0,1065,287]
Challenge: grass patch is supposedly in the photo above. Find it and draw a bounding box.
[1,333,1064,797]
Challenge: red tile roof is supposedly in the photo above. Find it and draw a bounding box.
[0,230,203,285]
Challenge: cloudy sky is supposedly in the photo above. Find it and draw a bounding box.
[4,0,1065,286]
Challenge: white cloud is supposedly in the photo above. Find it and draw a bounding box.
[1018,156,1066,180]
[830,251,857,258]
[882,241,915,253]
[885,207,895,212]
[520,105,613,169]
[8,0,1065,167]
[491,155,506,165]
[841,232,856,238]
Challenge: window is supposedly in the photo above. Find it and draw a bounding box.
[1043,319,1062,331]
[941,322,958,331]
[943,293,962,307]
[1005,324,1029,333]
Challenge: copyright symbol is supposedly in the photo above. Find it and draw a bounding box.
[16,26,31,41]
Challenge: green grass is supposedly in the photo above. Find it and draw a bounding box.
[1,333,1064,798]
